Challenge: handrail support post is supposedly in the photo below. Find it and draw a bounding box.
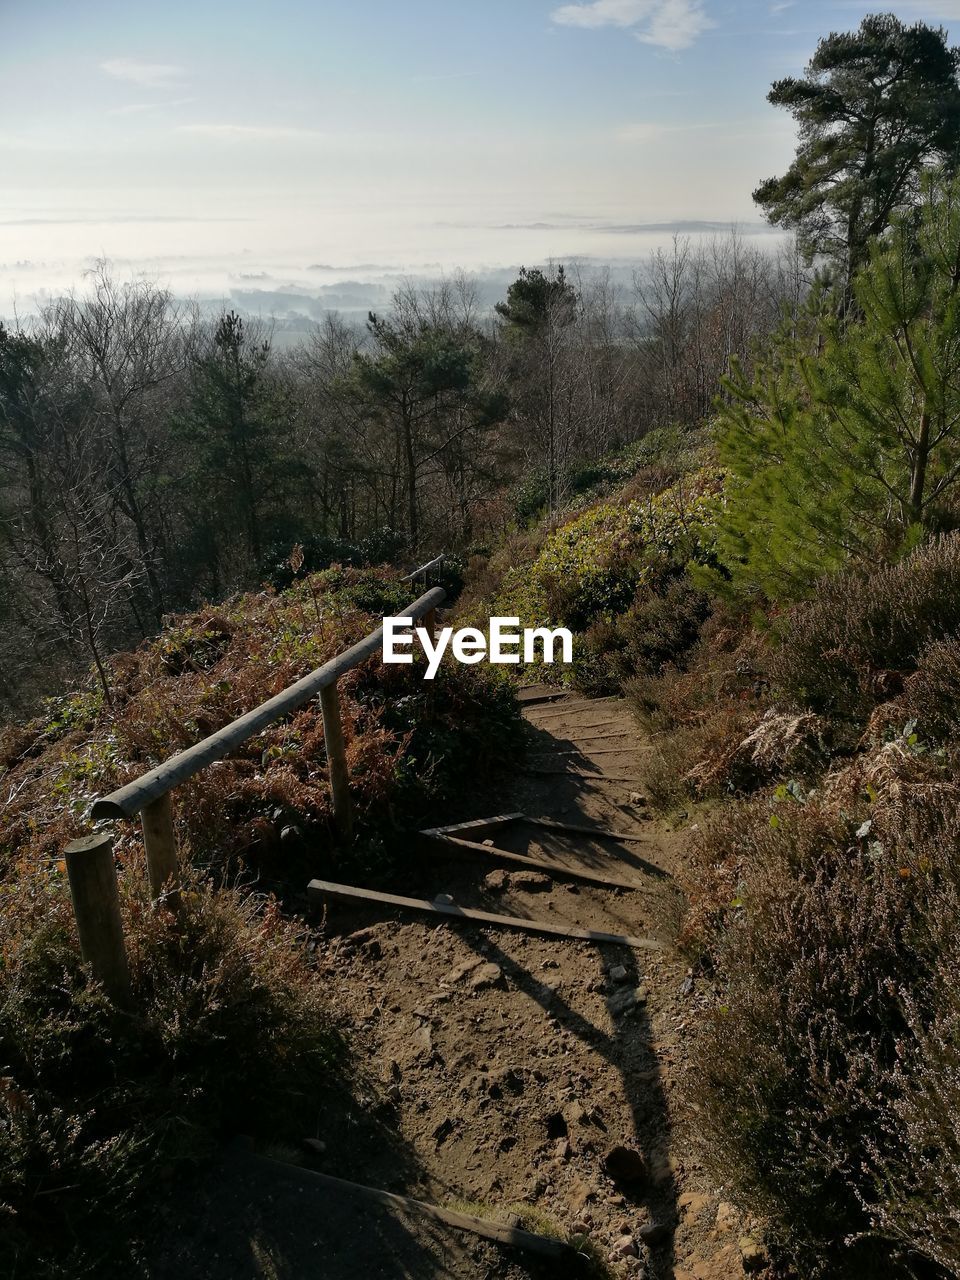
[64,833,133,1009]
[141,792,182,914]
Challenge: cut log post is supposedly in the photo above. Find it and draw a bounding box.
[141,792,181,913]
[63,832,133,1008]
[422,606,438,639]
[320,680,353,837]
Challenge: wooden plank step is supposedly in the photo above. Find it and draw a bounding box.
[527,815,651,843]
[522,768,642,782]
[257,1154,576,1261]
[307,879,661,950]
[563,731,634,743]
[525,696,621,716]
[525,719,622,733]
[421,831,654,893]
[420,813,524,840]
[517,692,568,707]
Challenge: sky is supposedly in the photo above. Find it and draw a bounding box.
[2,0,960,322]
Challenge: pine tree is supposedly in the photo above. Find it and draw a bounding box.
[714,171,960,601]
[754,14,960,297]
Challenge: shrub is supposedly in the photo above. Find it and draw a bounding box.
[870,635,960,746]
[689,749,960,1278]
[262,528,408,589]
[576,575,711,694]
[623,610,773,808]
[768,534,960,725]
[0,564,518,880]
[493,469,722,642]
[0,867,339,1278]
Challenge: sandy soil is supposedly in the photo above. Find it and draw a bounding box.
[142,688,764,1280]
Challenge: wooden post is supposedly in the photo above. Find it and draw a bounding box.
[141,792,181,913]
[320,680,353,837]
[423,607,437,640]
[64,832,133,1009]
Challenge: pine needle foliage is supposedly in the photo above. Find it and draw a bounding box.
[713,171,960,602]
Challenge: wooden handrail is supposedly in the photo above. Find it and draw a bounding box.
[70,584,446,957]
[91,585,444,822]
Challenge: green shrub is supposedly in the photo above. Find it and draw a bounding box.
[573,575,711,696]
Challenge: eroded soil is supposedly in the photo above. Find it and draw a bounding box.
[143,688,760,1280]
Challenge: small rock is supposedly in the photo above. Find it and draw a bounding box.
[678,1191,711,1221]
[446,957,484,984]
[604,1145,648,1186]
[738,1236,768,1272]
[637,1221,671,1247]
[568,1178,596,1214]
[483,869,509,891]
[434,893,454,905]
[609,964,630,983]
[715,1201,738,1233]
[562,1099,587,1127]
[487,1066,524,1097]
[628,792,647,807]
[612,1235,638,1258]
[346,927,379,947]
[570,1218,591,1235]
[432,1117,454,1144]
[509,870,552,891]
[413,1025,433,1057]
[648,1154,679,1186]
[609,988,635,1014]
[681,975,695,997]
[481,838,495,846]
[469,962,505,992]
[555,1137,572,1161]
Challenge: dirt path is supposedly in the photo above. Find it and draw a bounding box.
[144,688,755,1279]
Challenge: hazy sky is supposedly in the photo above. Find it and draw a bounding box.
[2,0,960,318]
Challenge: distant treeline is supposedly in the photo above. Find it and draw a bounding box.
[0,236,804,712]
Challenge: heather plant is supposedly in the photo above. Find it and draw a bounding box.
[688,749,960,1278]
[0,865,340,1279]
[768,534,960,725]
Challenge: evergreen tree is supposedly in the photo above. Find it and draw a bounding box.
[714,171,960,601]
[176,312,303,588]
[754,14,960,296]
[347,313,505,552]
[496,267,577,512]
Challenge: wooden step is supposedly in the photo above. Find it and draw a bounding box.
[421,831,654,893]
[255,1153,576,1261]
[308,879,661,950]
